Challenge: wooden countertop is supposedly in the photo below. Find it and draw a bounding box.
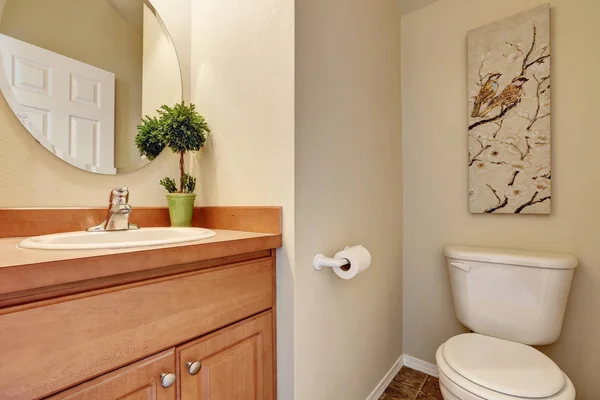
[0,229,281,308]
[0,229,279,269]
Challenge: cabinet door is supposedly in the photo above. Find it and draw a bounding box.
[178,311,274,400]
[47,349,177,400]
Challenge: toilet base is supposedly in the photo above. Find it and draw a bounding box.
[439,380,461,400]
[436,341,575,400]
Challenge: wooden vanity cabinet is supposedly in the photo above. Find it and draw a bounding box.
[0,252,277,400]
[47,349,178,400]
[48,312,274,400]
[177,312,274,400]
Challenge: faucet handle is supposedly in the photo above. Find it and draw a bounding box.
[109,187,130,205]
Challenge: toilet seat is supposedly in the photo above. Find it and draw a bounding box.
[436,334,575,400]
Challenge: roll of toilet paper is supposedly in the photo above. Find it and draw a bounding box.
[332,245,371,280]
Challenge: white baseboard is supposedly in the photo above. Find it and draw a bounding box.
[366,354,439,400]
[366,354,404,400]
[403,354,438,378]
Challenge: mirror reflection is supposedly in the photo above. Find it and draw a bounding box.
[0,0,182,174]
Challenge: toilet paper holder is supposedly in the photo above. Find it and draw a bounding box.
[313,245,371,279]
[313,252,351,271]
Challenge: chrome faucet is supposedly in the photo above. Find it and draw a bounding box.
[87,187,140,232]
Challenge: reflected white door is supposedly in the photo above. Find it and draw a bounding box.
[0,33,116,174]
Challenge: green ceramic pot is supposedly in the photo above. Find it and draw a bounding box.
[166,193,196,227]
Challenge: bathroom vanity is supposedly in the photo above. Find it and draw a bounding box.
[0,0,282,397]
[0,207,281,400]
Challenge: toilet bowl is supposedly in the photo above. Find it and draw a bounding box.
[439,246,578,400]
[435,334,575,400]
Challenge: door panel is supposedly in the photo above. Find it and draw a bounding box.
[47,349,176,400]
[178,312,274,400]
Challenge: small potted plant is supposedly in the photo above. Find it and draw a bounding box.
[135,102,210,227]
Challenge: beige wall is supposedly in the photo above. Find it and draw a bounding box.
[0,0,189,206]
[0,0,143,171]
[402,0,600,398]
[138,4,182,171]
[189,0,295,398]
[396,0,439,16]
[151,0,191,102]
[142,4,181,119]
[295,0,403,399]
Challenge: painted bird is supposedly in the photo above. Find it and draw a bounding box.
[471,72,502,118]
[479,76,529,118]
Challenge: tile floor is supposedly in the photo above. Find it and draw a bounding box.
[379,367,443,400]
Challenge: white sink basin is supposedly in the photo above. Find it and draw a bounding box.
[18,227,217,250]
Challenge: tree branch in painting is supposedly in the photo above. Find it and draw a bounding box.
[469,101,518,131]
[514,191,551,213]
[522,136,532,161]
[484,184,509,213]
[492,120,504,138]
[484,170,520,213]
[477,51,491,85]
[508,170,520,186]
[469,144,491,166]
[533,170,551,180]
[520,25,550,75]
[525,75,550,131]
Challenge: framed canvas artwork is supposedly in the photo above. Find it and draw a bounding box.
[468,5,551,214]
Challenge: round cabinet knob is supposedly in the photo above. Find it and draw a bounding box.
[160,372,176,388]
[186,360,202,375]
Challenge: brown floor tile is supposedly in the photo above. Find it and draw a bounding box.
[382,367,442,400]
[416,393,440,400]
[421,376,443,399]
[393,367,428,390]
[384,382,420,400]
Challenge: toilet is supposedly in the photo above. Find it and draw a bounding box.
[437,246,578,400]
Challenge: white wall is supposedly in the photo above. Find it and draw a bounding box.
[295,0,403,399]
[402,0,600,398]
[189,0,295,398]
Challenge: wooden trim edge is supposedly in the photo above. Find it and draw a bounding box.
[0,206,282,238]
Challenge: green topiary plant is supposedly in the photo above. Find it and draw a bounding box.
[136,102,210,194]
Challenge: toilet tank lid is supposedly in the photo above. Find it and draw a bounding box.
[444,245,578,270]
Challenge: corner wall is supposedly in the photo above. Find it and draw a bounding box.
[401,0,600,397]
[295,0,403,398]
[189,0,295,398]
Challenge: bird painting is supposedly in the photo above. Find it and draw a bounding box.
[478,76,529,118]
[471,72,502,117]
[467,5,551,215]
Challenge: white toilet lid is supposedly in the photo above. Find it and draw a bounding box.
[443,334,565,398]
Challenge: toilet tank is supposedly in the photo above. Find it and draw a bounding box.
[444,245,578,345]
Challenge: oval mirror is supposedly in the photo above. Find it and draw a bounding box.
[0,0,182,174]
